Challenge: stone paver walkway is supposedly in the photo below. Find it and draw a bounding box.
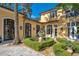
[40,47,55,56]
[0,42,44,56]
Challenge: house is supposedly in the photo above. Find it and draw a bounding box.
[0,4,79,43]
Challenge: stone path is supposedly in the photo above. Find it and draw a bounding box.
[0,41,44,56]
[41,47,55,56]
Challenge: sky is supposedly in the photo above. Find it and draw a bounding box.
[0,3,59,19]
[31,3,59,19]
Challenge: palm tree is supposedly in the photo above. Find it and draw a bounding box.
[13,3,21,44]
[22,3,32,18]
[13,3,32,44]
[22,3,32,38]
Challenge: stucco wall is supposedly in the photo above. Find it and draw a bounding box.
[0,7,24,41]
[25,19,42,38]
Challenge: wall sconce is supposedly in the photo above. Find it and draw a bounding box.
[33,27,35,30]
[20,26,22,30]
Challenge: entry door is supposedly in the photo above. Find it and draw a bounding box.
[68,22,77,39]
[46,25,52,37]
[4,19,15,41]
[25,23,31,37]
[54,25,58,38]
[54,27,57,37]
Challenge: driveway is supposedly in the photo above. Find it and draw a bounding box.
[0,41,44,56]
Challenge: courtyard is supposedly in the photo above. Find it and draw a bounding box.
[0,3,79,56]
[0,41,43,56]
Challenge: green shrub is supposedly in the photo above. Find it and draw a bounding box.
[40,39,55,49]
[57,38,72,49]
[57,38,70,44]
[24,38,55,51]
[24,38,41,51]
[43,37,52,41]
[72,41,79,53]
[53,43,71,56]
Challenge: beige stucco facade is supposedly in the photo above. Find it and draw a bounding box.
[0,6,79,42]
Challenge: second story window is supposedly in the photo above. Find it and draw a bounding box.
[65,10,75,18]
[50,11,57,18]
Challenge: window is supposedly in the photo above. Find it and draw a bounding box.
[54,25,57,37]
[4,19,14,40]
[76,22,79,27]
[25,23,31,37]
[36,25,40,37]
[66,10,75,18]
[47,25,52,35]
[55,28,57,37]
[77,27,79,34]
[50,11,57,18]
[71,22,75,26]
[67,22,77,39]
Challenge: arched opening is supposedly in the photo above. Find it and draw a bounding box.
[67,22,77,39]
[25,23,31,37]
[46,25,52,37]
[4,19,15,41]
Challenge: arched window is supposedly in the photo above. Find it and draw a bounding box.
[4,19,14,41]
[25,23,31,37]
[47,25,52,36]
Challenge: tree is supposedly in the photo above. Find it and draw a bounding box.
[13,3,21,44]
[22,3,32,38]
[13,3,32,44]
[22,3,32,18]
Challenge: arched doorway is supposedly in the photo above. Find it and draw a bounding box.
[68,22,77,39]
[25,23,31,37]
[4,19,15,41]
[46,25,52,37]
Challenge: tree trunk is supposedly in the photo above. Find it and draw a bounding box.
[13,3,21,44]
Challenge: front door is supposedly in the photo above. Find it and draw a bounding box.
[4,19,15,41]
[54,25,58,38]
[46,25,52,37]
[25,23,31,37]
[68,22,77,39]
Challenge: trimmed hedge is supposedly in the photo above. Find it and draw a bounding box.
[72,41,79,53]
[24,38,55,51]
[58,38,79,53]
[53,43,71,56]
[57,38,72,49]
[57,38,70,44]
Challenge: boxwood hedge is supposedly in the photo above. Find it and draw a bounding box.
[24,38,55,51]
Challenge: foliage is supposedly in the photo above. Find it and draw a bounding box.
[71,41,79,53]
[24,38,55,51]
[40,38,55,49]
[56,3,79,11]
[57,38,72,48]
[53,43,71,56]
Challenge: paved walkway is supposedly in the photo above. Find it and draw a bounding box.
[0,41,44,56]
